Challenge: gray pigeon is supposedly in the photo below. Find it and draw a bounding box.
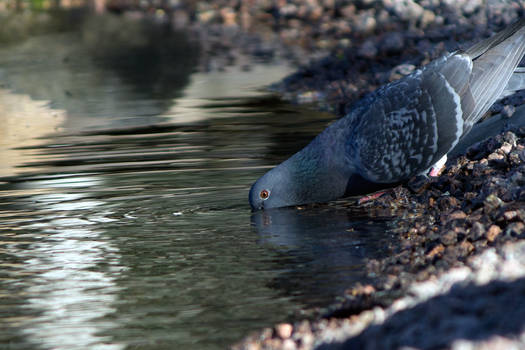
[250,19,525,210]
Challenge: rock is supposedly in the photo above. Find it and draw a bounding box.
[386,0,424,22]
[276,323,293,339]
[357,39,378,58]
[426,243,445,258]
[468,222,486,241]
[380,32,404,54]
[505,222,525,236]
[441,230,457,246]
[282,339,296,350]
[389,63,416,81]
[484,194,503,212]
[449,210,467,220]
[486,225,502,242]
[407,174,429,193]
[501,104,515,118]
[499,142,513,154]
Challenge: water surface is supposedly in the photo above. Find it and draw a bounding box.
[0,21,400,350]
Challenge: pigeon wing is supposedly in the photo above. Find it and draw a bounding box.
[348,59,467,183]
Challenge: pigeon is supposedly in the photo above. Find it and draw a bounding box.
[249,19,525,210]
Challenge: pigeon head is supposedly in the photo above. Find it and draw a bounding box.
[249,163,299,210]
[249,135,352,211]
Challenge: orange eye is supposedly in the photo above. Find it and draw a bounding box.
[259,189,270,200]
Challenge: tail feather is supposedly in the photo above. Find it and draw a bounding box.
[499,67,525,99]
[464,19,525,128]
[465,18,525,59]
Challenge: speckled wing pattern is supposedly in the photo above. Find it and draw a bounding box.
[347,55,468,183]
[346,19,525,184]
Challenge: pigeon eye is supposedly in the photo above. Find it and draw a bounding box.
[259,189,270,200]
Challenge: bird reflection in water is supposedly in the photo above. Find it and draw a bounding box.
[250,204,400,308]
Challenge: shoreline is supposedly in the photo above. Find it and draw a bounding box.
[209,1,525,349]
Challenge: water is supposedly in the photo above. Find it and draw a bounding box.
[0,17,399,350]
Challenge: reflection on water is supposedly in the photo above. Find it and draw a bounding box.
[252,207,398,307]
[0,15,400,350]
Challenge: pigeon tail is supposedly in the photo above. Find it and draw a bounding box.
[500,67,525,99]
[462,19,525,131]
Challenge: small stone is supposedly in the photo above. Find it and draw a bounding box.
[458,240,475,256]
[468,222,486,241]
[520,149,525,163]
[503,131,518,146]
[449,210,467,220]
[438,196,460,212]
[421,10,436,27]
[499,142,513,154]
[501,104,515,118]
[426,243,445,258]
[389,63,416,81]
[358,39,378,58]
[380,32,404,54]
[503,210,519,221]
[505,222,525,236]
[441,231,457,246]
[484,194,503,211]
[508,151,522,166]
[407,175,429,193]
[276,323,293,339]
[282,339,296,350]
[487,152,505,167]
[486,225,502,242]
[464,192,478,201]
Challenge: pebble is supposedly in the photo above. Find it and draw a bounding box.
[276,323,293,339]
[441,231,457,246]
[357,39,378,58]
[486,225,502,242]
[468,222,486,241]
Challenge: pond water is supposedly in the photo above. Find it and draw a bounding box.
[0,17,400,350]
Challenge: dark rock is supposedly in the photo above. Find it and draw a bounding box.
[407,175,430,193]
[358,39,378,58]
[440,230,457,246]
[501,104,515,118]
[380,32,405,54]
[505,222,525,237]
[468,222,486,241]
